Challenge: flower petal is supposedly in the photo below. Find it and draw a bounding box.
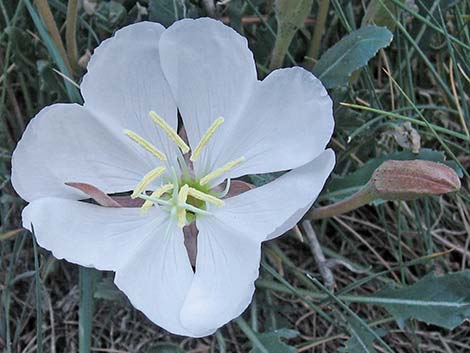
[11,104,153,202]
[178,151,334,336]
[208,68,335,184]
[180,217,260,337]
[215,149,336,241]
[22,197,161,271]
[159,18,257,172]
[81,22,179,160]
[115,220,195,336]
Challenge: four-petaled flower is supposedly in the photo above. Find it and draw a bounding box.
[12,18,335,337]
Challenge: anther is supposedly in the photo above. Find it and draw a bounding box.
[141,183,174,212]
[200,157,245,186]
[188,187,224,206]
[190,117,224,162]
[124,129,167,161]
[131,166,166,199]
[176,184,190,228]
[149,111,190,154]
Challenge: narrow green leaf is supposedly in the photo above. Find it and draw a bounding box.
[79,267,97,353]
[31,227,43,353]
[23,0,81,103]
[235,317,269,353]
[270,0,313,69]
[249,329,298,353]
[340,317,386,353]
[313,26,393,88]
[361,0,405,31]
[376,271,470,329]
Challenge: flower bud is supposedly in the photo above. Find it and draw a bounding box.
[371,160,461,200]
[308,159,461,220]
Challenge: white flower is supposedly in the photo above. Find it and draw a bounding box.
[11,18,335,337]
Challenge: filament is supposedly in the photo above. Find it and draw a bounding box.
[190,117,224,162]
[200,157,245,186]
[149,111,190,153]
[131,166,166,199]
[124,129,167,161]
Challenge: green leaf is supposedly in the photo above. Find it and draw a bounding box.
[95,0,127,31]
[324,149,462,201]
[361,0,405,31]
[340,318,386,353]
[23,0,81,103]
[249,329,298,353]
[270,0,313,68]
[411,0,459,51]
[148,0,185,27]
[376,271,470,330]
[313,26,393,88]
[94,276,126,302]
[147,343,185,353]
[249,171,282,187]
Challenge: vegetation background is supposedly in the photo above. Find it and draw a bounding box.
[0,0,469,352]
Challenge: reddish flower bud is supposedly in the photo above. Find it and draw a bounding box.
[308,159,461,220]
[371,160,461,200]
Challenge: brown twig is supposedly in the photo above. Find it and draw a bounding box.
[301,220,336,290]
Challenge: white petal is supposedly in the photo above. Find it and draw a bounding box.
[11,104,153,202]
[22,197,161,271]
[180,217,260,336]
[179,152,335,335]
[159,18,257,173]
[208,68,335,184]
[81,22,179,161]
[215,149,336,241]
[115,220,195,336]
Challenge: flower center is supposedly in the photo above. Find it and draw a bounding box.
[123,112,244,228]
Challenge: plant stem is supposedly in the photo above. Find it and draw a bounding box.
[32,230,43,353]
[307,182,377,220]
[65,0,79,73]
[234,317,269,353]
[305,0,330,69]
[79,267,96,353]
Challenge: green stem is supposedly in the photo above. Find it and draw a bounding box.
[307,182,377,220]
[79,267,96,353]
[305,0,330,68]
[234,317,269,353]
[342,103,470,141]
[32,230,43,353]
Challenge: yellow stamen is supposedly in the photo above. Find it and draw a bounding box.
[149,111,190,153]
[177,184,189,228]
[200,157,245,186]
[141,183,174,212]
[188,187,224,206]
[124,129,167,161]
[190,117,224,162]
[131,166,166,199]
